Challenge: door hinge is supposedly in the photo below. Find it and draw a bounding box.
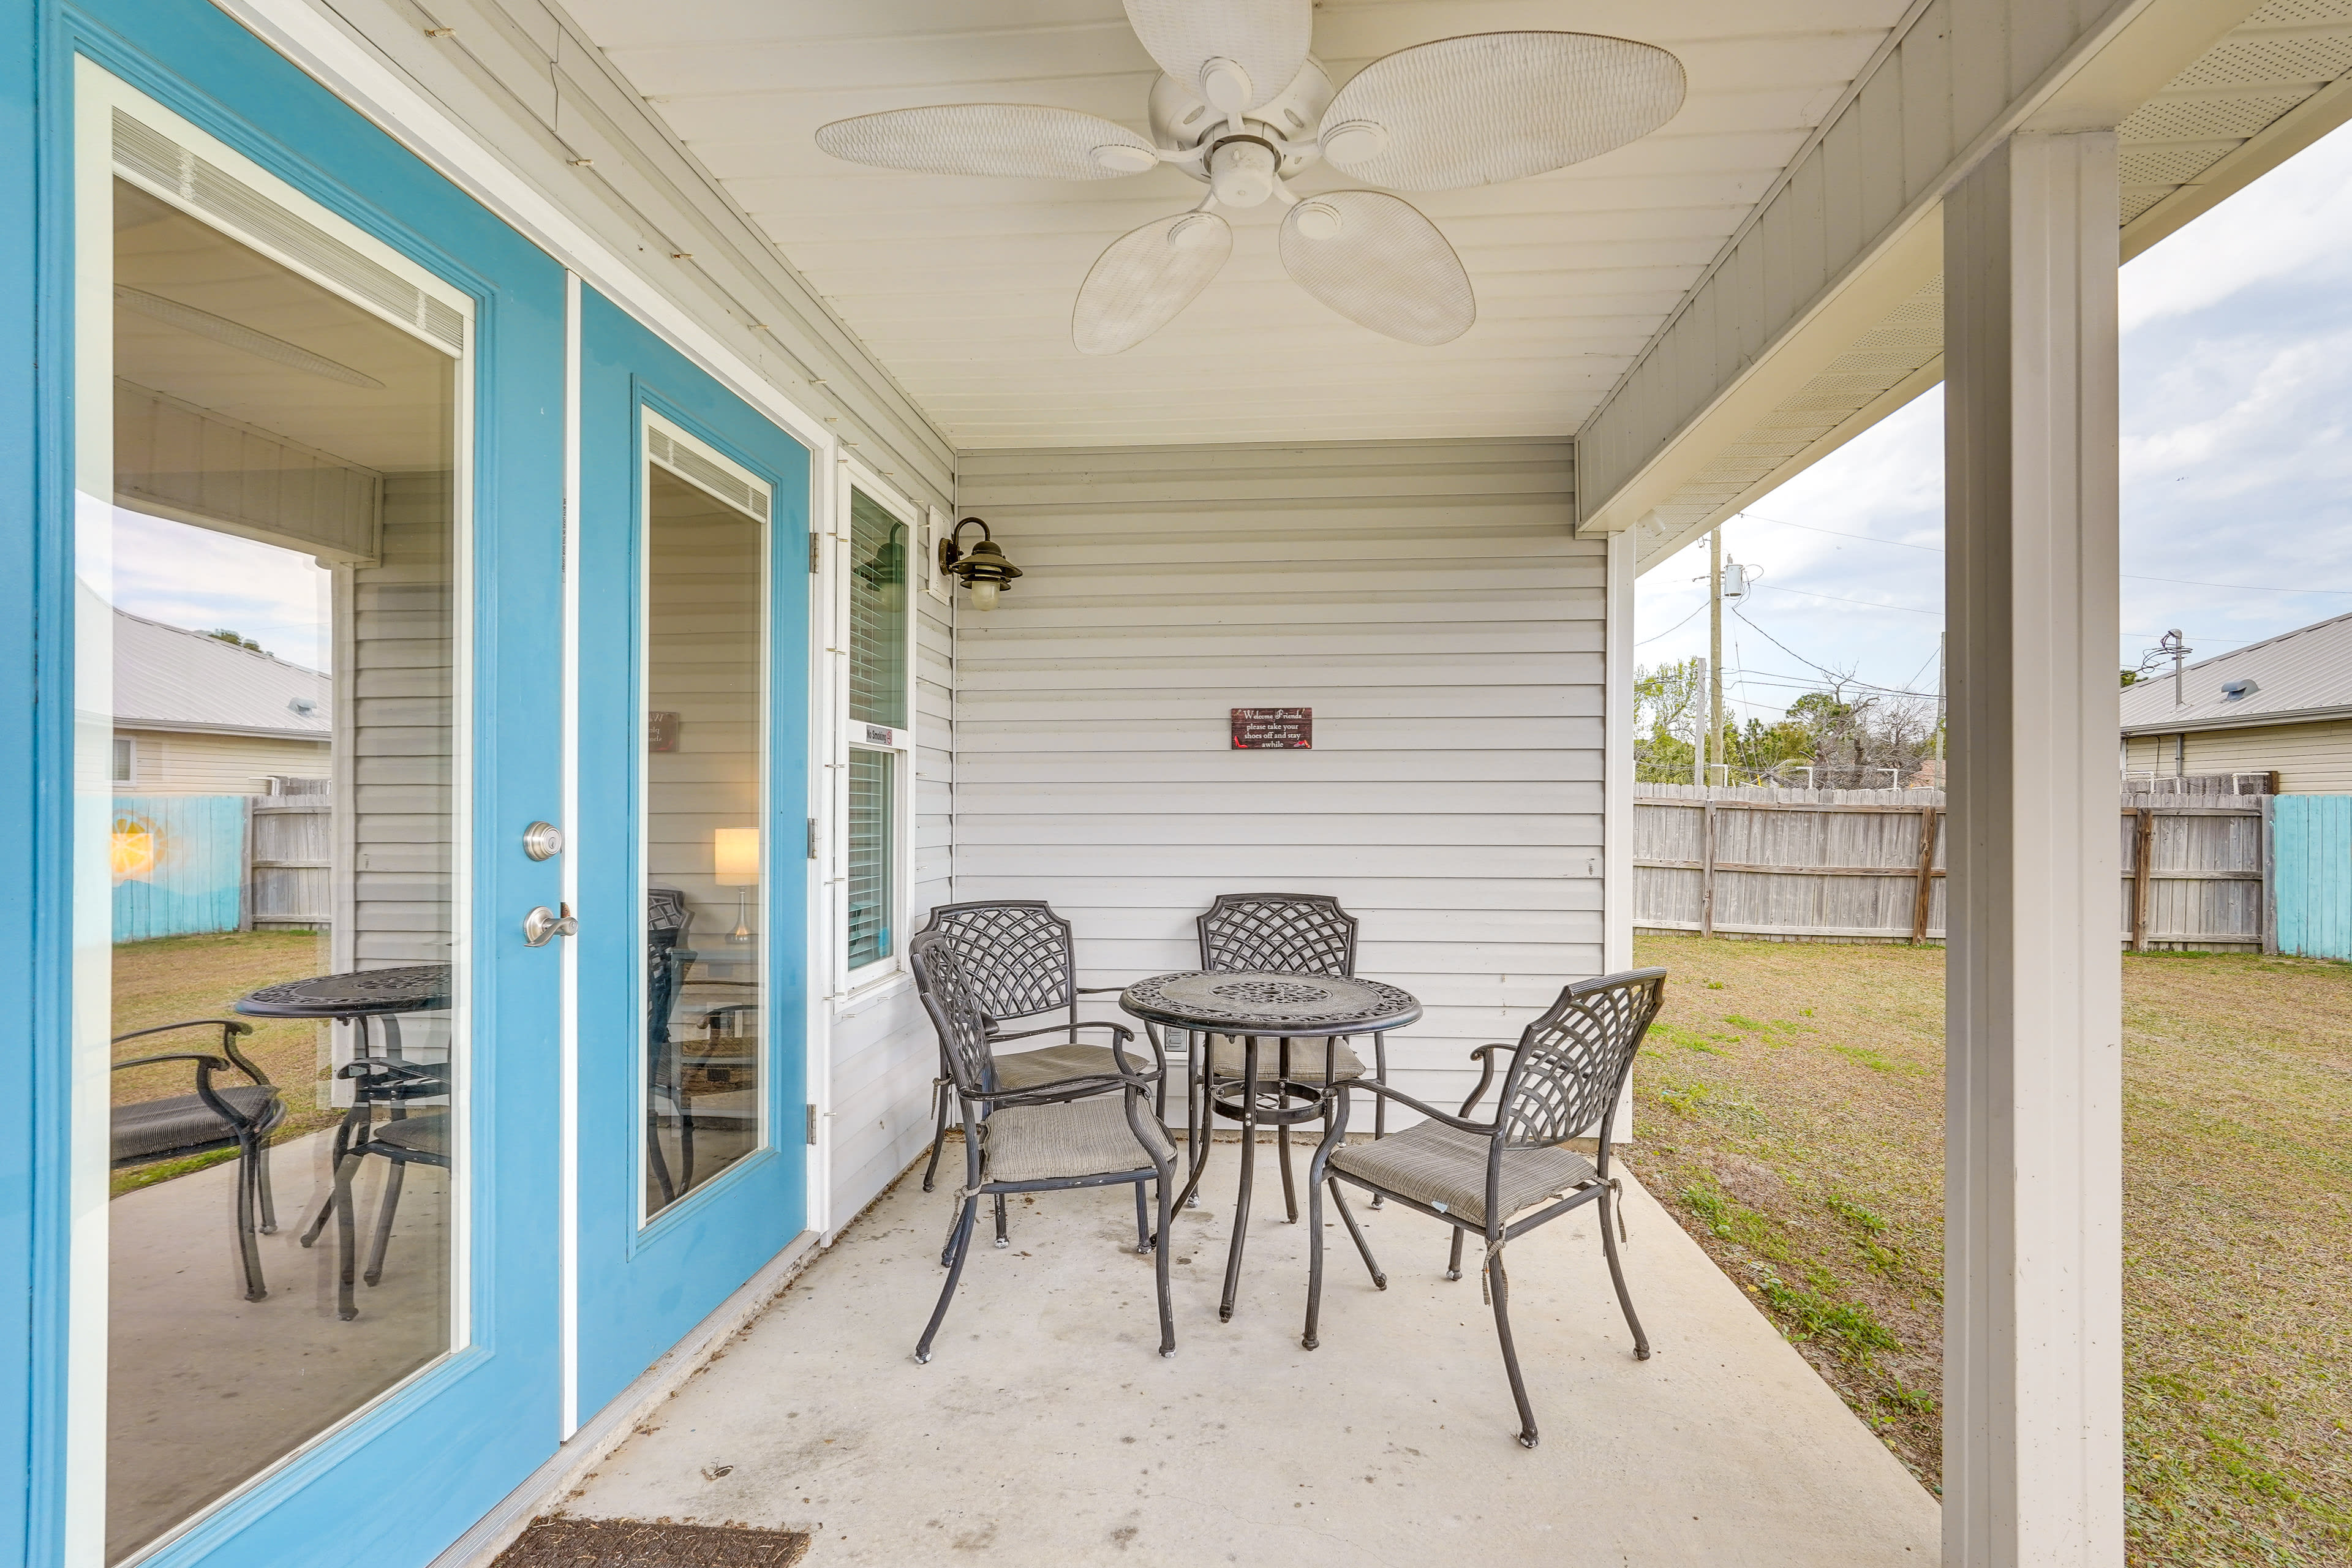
[805,1104,820,1145]
[808,532,821,574]
[807,816,819,859]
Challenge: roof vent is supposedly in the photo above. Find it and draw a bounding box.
[288,696,319,717]
[2220,678,2258,702]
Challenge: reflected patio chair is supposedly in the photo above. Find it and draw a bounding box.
[1184,892,1389,1221]
[908,930,1175,1363]
[296,1006,450,1321]
[913,902,1137,1246]
[645,886,761,1205]
[110,1018,285,1302]
[1307,968,1667,1449]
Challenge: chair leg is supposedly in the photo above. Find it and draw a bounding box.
[1219,1101,1257,1324]
[1182,1043,1204,1208]
[333,1151,364,1321]
[915,1194,979,1363]
[1446,1228,1467,1281]
[678,1099,698,1193]
[1152,1177,1175,1358]
[920,1080,949,1193]
[1487,1250,1539,1449]
[364,1160,406,1287]
[1599,1186,1652,1360]
[233,1136,268,1302]
[1133,1182,1152,1254]
[1302,1167,1327,1351]
[1370,1038,1386,1208]
[646,1114,677,1208]
[301,1112,359,1247]
[1276,1121,1299,1224]
[993,1193,1009,1249]
[254,1133,278,1234]
[1329,1180,1385,1289]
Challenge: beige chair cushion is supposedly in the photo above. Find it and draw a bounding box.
[1328,1121,1596,1227]
[1204,1033,1365,1083]
[992,1041,1125,1090]
[984,1094,1175,1183]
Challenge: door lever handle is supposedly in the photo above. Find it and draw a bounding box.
[524,903,578,947]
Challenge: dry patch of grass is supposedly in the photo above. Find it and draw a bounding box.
[1629,934,2351,1568]
[110,929,338,1196]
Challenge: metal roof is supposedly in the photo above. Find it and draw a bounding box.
[113,609,330,739]
[2120,609,2352,736]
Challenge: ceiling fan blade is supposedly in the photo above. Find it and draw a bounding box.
[1278,191,1472,345]
[1123,0,1312,114]
[815,105,1159,179]
[1072,210,1234,355]
[1320,32,1685,192]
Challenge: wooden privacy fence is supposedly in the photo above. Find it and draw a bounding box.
[2270,794,2352,960]
[110,792,331,941]
[1635,785,2267,949]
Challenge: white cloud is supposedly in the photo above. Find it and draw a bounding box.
[2119,119,2352,333]
[108,507,334,673]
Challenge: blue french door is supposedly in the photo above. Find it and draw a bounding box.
[571,288,810,1419]
[17,2,571,1566]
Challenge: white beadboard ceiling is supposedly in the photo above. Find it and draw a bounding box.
[561,1,1910,448]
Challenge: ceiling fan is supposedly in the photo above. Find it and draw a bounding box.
[814,2,1685,355]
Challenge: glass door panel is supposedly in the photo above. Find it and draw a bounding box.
[95,170,462,1564]
[643,464,766,1215]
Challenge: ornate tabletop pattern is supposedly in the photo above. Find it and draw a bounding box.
[235,964,451,1019]
[1118,970,1420,1036]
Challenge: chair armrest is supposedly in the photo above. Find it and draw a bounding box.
[111,1052,277,1133]
[1458,1042,1520,1117]
[1074,986,1126,995]
[991,1019,1134,1045]
[964,1072,1156,1110]
[1345,1077,1500,1136]
[111,1018,273,1086]
[111,1050,232,1073]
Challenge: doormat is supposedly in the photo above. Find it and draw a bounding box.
[491,1517,810,1567]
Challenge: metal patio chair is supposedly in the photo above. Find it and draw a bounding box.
[913,901,1138,1243]
[908,929,1177,1363]
[1184,892,1391,1221]
[645,886,760,1205]
[1307,967,1667,1449]
[110,1019,285,1302]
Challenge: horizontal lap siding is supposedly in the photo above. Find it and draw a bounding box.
[952,438,1597,1114]
[2125,722,2352,794]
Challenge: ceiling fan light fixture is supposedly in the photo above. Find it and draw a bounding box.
[1207,138,1279,206]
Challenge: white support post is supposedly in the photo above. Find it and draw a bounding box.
[1942,132,2124,1568]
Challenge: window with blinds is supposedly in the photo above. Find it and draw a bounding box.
[848,488,907,731]
[846,748,894,970]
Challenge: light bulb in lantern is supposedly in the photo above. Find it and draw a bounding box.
[969,579,999,612]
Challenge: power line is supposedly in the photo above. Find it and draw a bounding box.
[1635,598,1708,646]
[1755,582,1942,616]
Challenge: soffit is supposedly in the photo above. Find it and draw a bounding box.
[559,0,1913,448]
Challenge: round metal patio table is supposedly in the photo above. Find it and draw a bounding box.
[1118,970,1420,1322]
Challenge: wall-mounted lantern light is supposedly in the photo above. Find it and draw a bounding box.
[938,516,1022,611]
[854,519,907,614]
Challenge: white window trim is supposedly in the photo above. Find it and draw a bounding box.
[111,733,137,786]
[831,462,919,1003]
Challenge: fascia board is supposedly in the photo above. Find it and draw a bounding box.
[2120,706,2352,737]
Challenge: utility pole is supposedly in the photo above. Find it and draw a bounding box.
[1709,528,1725,786]
[2161,627,2189,708]
[1692,656,1708,786]
[1936,632,1946,789]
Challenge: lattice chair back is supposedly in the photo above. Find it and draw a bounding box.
[646,887,693,1050]
[1496,968,1668,1149]
[1196,893,1357,978]
[910,930,1000,1098]
[916,901,1079,1028]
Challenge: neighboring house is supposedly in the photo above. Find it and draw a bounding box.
[2122,609,2352,793]
[110,609,330,794]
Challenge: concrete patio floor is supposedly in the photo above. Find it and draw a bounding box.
[557,1147,1939,1566]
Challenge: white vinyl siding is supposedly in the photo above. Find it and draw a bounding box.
[951,437,1599,1115]
[336,470,453,970]
[108,728,328,794]
[2124,720,2352,794]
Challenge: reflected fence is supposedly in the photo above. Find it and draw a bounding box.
[111,783,331,940]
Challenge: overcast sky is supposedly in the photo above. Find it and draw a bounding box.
[108,506,333,673]
[1637,119,2352,730]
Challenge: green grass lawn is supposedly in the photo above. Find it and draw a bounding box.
[111,929,339,1196]
[1629,933,2351,1568]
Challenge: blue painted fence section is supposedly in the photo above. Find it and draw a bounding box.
[2271,795,2352,960]
[112,794,247,941]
